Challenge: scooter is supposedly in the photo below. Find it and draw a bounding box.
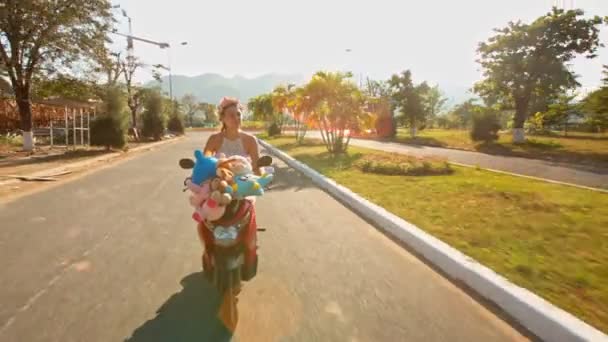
[178,155,273,330]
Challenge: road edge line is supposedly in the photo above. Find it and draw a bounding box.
[259,138,608,342]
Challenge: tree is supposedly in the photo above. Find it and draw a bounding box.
[289,86,313,143]
[424,85,448,127]
[582,87,608,133]
[181,94,200,127]
[32,74,99,102]
[167,114,185,135]
[388,70,430,137]
[0,0,113,150]
[90,86,127,150]
[304,71,371,153]
[91,47,123,87]
[474,8,603,143]
[269,84,294,134]
[122,55,144,138]
[364,78,395,138]
[534,93,580,135]
[470,107,501,143]
[248,93,278,135]
[450,99,479,129]
[200,102,218,124]
[142,91,165,141]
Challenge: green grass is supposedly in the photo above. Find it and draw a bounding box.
[395,129,608,165]
[264,135,608,333]
[0,133,23,147]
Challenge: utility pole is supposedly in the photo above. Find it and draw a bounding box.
[111,5,187,116]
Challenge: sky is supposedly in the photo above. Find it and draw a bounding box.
[112,0,608,91]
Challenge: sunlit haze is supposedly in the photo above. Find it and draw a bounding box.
[112,0,608,91]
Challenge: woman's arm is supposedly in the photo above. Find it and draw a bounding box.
[243,134,261,175]
[204,133,220,156]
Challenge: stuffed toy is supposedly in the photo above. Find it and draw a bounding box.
[191,150,218,186]
[190,177,234,223]
[231,173,274,199]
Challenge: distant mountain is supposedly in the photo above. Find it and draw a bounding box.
[145,73,305,105]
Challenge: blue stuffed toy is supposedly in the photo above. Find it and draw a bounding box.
[191,150,218,185]
[231,173,273,199]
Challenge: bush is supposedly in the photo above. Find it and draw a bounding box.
[90,87,127,150]
[142,92,166,141]
[471,110,501,142]
[167,114,185,135]
[0,132,23,146]
[375,115,396,138]
[90,116,126,150]
[355,153,452,176]
[267,122,281,136]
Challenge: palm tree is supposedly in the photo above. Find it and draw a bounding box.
[304,71,370,153]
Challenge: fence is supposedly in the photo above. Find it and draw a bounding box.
[0,99,96,148]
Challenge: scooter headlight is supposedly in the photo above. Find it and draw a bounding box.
[212,225,239,247]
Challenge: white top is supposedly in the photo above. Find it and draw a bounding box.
[217,134,248,158]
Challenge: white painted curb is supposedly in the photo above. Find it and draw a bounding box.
[259,139,608,342]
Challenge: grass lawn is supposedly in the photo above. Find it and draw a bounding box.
[263,135,608,333]
[395,128,608,166]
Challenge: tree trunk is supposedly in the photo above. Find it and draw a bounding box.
[410,126,417,138]
[410,117,417,138]
[128,108,140,141]
[15,86,34,151]
[512,97,529,144]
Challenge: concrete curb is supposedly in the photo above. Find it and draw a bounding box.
[0,136,182,187]
[258,139,608,342]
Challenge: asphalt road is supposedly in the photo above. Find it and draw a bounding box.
[0,132,531,341]
[302,131,608,189]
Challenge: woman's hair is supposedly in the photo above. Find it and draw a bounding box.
[218,97,242,132]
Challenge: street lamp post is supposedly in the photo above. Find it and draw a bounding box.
[345,48,363,88]
[165,41,188,114]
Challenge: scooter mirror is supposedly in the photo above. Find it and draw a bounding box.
[258,155,273,167]
[179,158,195,169]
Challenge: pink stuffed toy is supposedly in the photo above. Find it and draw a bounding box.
[187,178,231,223]
[186,179,223,223]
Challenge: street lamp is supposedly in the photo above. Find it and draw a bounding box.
[345,48,363,88]
[162,41,188,114]
[167,41,188,103]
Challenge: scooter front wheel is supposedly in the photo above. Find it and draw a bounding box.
[215,266,241,331]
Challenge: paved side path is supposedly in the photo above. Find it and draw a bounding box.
[0,132,530,341]
[303,131,608,189]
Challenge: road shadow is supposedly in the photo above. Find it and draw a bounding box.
[392,136,447,149]
[124,272,233,342]
[474,142,608,175]
[265,164,316,193]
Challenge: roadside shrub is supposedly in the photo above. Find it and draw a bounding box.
[90,87,127,150]
[471,110,501,142]
[142,92,166,141]
[355,153,452,176]
[90,116,126,150]
[167,114,185,135]
[267,122,281,136]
